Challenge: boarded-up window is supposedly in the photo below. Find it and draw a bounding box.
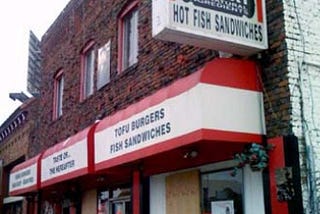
[166,170,201,214]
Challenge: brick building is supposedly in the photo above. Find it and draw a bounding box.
[0,98,39,214]
[4,0,320,214]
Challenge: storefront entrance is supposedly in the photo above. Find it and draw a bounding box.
[98,187,132,214]
[201,169,243,214]
[150,160,265,214]
[3,200,23,214]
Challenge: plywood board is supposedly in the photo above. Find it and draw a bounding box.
[166,170,201,214]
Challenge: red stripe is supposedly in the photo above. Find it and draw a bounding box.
[10,185,37,196]
[256,0,263,23]
[88,122,99,173]
[37,153,43,190]
[95,129,263,171]
[202,129,263,143]
[133,170,140,214]
[200,58,262,91]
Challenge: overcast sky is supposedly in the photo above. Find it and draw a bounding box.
[0,0,70,124]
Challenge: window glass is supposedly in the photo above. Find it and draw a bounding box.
[54,71,64,119]
[98,190,110,214]
[98,187,132,214]
[201,169,243,214]
[83,48,95,98]
[56,75,64,117]
[97,40,111,89]
[122,8,138,70]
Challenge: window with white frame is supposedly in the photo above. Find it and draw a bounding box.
[119,2,138,72]
[81,43,95,100]
[53,70,64,119]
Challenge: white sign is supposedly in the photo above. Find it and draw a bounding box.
[9,164,37,193]
[41,138,88,183]
[95,83,265,165]
[212,200,234,214]
[152,0,268,56]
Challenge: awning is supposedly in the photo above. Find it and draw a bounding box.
[9,154,41,196]
[41,124,97,188]
[94,58,266,171]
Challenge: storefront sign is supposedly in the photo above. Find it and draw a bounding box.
[95,59,266,170]
[109,107,171,155]
[152,0,268,56]
[41,125,95,187]
[41,138,87,185]
[9,155,40,195]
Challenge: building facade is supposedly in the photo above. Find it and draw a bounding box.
[0,98,39,214]
[4,0,320,214]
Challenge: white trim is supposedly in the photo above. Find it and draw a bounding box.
[243,166,265,214]
[3,196,24,204]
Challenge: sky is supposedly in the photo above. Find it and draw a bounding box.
[0,0,70,124]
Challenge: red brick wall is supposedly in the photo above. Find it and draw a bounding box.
[0,98,39,165]
[259,0,291,138]
[34,0,217,155]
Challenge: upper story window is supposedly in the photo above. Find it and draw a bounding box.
[53,69,64,119]
[97,40,111,89]
[118,1,139,72]
[81,41,95,100]
[81,40,111,100]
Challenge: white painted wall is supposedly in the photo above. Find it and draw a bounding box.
[284,0,320,212]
